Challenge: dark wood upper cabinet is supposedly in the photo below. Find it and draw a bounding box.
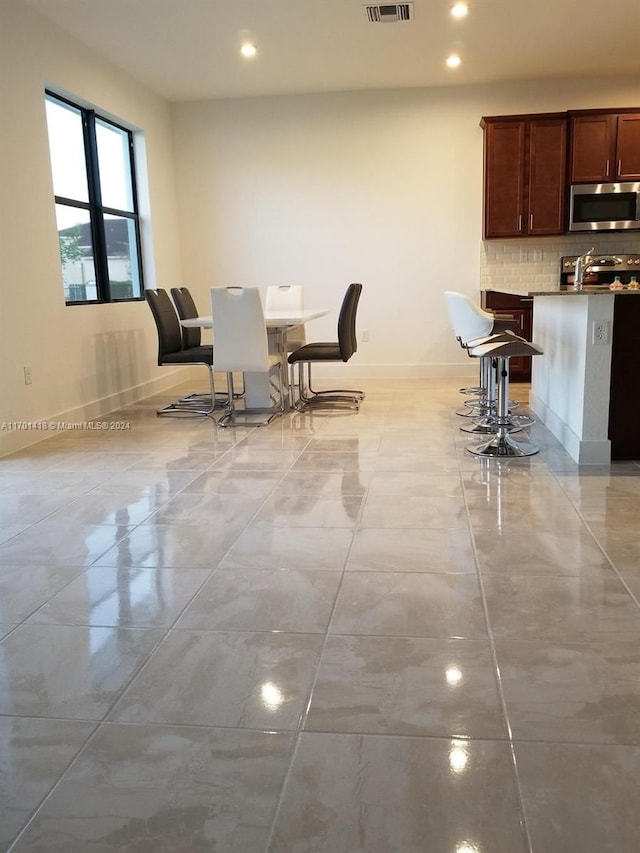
[527,119,568,235]
[617,114,640,180]
[569,110,640,183]
[482,114,567,239]
[482,119,525,238]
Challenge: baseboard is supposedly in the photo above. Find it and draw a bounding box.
[0,368,190,457]
[529,390,611,465]
[281,363,478,380]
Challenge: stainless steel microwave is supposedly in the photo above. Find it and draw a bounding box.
[569,182,640,231]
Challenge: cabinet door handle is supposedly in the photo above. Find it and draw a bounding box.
[605,159,610,177]
[529,214,534,231]
[518,214,523,232]
[618,159,622,176]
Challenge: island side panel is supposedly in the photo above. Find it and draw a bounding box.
[530,293,614,464]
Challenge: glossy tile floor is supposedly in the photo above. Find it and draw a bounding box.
[1,378,640,853]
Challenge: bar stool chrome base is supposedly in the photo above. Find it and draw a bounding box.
[456,355,519,418]
[463,343,543,459]
[456,400,520,418]
[460,416,524,435]
[467,431,539,457]
[460,412,535,434]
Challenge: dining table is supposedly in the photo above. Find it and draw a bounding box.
[180,308,328,409]
[180,308,328,331]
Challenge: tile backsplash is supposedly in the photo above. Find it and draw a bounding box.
[480,234,637,292]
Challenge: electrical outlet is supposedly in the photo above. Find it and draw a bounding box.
[361,329,370,342]
[23,365,32,385]
[532,249,543,262]
[592,321,610,345]
[519,248,528,262]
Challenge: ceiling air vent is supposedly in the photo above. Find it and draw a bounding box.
[365,4,414,23]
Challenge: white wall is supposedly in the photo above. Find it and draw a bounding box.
[0,0,184,454]
[172,76,639,379]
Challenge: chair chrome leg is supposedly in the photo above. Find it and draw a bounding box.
[179,391,229,408]
[156,366,218,417]
[306,363,364,401]
[294,364,360,410]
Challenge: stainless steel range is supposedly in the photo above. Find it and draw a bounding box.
[560,253,640,289]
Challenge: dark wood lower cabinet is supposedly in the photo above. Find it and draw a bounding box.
[481,291,534,381]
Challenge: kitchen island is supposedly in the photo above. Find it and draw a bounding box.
[527,289,640,464]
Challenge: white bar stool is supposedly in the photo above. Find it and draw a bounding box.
[466,337,544,457]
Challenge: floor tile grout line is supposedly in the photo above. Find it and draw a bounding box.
[292,474,366,731]
[193,440,322,577]
[550,480,640,611]
[93,626,174,724]
[72,430,330,722]
[263,407,387,853]
[461,461,535,853]
[78,425,304,572]
[0,566,88,627]
[82,438,313,727]
[5,710,640,747]
[4,719,101,853]
[5,451,222,570]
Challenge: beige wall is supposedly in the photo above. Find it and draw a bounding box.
[1,0,638,454]
[0,0,184,454]
[172,77,639,378]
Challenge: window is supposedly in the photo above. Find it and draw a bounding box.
[45,92,144,304]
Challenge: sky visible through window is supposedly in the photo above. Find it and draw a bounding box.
[45,98,132,227]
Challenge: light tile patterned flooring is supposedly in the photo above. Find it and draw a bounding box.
[1,378,639,853]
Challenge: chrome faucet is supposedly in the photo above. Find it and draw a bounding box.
[573,248,623,289]
[573,247,595,290]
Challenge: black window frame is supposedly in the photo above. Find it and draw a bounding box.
[45,90,145,306]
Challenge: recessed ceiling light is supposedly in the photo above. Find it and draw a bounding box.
[446,53,462,68]
[451,2,469,18]
[240,43,257,59]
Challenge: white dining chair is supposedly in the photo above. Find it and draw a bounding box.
[210,286,285,428]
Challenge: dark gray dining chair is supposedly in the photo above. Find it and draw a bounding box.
[170,286,202,349]
[287,283,365,410]
[145,288,216,416]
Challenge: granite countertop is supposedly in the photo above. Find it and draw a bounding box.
[484,287,640,297]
